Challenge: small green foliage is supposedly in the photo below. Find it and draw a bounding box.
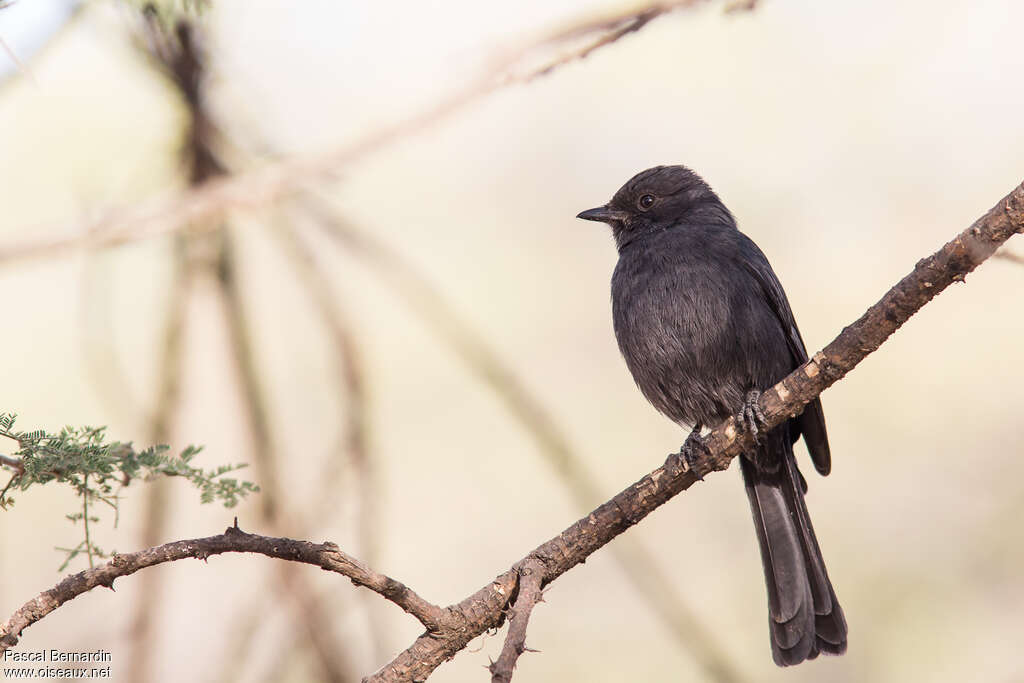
[0,413,259,569]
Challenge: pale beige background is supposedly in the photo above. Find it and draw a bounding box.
[1,1,1023,682]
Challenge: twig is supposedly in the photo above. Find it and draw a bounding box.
[489,559,545,683]
[271,214,387,658]
[300,198,743,683]
[124,234,189,683]
[125,16,218,682]
[0,453,22,471]
[214,228,281,522]
[993,247,1024,265]
[364,182,1024,681]
[270,215,374,535]
[81,475,93,569]
[280,566,358,683]
[0,471,20,507]
[0,1,716,266]
[0,34,34,84]
[0,523,446,651]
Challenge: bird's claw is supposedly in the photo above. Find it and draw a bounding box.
[736,389,767,443]
[679,425,709,481]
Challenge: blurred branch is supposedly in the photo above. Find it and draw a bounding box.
[125,13,213,682]
[0,453,22,472]
[281,566,359,683]
[1,178,1022,677]
[0,0,724,265]
[213,229,281,522]
[299,197,744,683]
[270,215,374,539]
[993,247,1024,265]
[0,0,86,91]
[0,35,32,83]
[271,214,387,659]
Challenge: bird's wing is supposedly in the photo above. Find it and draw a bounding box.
[740,243,832,476]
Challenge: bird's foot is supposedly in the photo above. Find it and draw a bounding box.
[735,389,767,444]
[678,424,709,481]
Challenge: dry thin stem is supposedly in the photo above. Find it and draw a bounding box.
[214,229,281,522]
[300,198,743,683]
[124,235,190,683]
[271,214,387,658]
[0,1,714,266]
[125,15,211,681]
[280,566,359,683]
[489,559,545,683]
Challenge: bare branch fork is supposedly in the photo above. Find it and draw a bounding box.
[1,182,1021,680]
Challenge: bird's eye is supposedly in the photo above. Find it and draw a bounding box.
[638,194,655,210]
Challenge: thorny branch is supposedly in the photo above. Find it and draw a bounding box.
[0,521,446,652]
[489,559,545,683]
[2,181,1021,680]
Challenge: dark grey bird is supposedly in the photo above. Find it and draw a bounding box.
[577,165,847,666]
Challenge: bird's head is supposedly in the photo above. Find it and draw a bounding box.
[577,165,733,248]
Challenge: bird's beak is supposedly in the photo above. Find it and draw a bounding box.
[576,205,628,224]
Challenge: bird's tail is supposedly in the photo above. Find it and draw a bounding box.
[740,441,848,666]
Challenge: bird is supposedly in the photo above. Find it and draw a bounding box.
[577,165,847,666]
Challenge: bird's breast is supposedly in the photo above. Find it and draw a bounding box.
[610,245,739,423]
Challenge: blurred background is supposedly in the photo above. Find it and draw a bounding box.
[1,0,1023,681]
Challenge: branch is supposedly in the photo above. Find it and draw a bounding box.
[0,521,446,651]
[300,196,743,683]
[489,559,545,683]
[3,182,1020,678]
[993,247,1024,265]
[364,183,1024,682]
[0,0,715,266]
[0,453,22,472]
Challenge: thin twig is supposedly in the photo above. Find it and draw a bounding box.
[270,215,374,536]
[993,247,1024,265]
[280,566,358,683]
[489,559,545,683]
[0,472,20,508]
[214,228,281,522]
[0,34,34,84]
[125,16,217,682]
[271,213,387,658]
[0,523,447,651]
[81,475,93,569]
[0,1,714,265]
